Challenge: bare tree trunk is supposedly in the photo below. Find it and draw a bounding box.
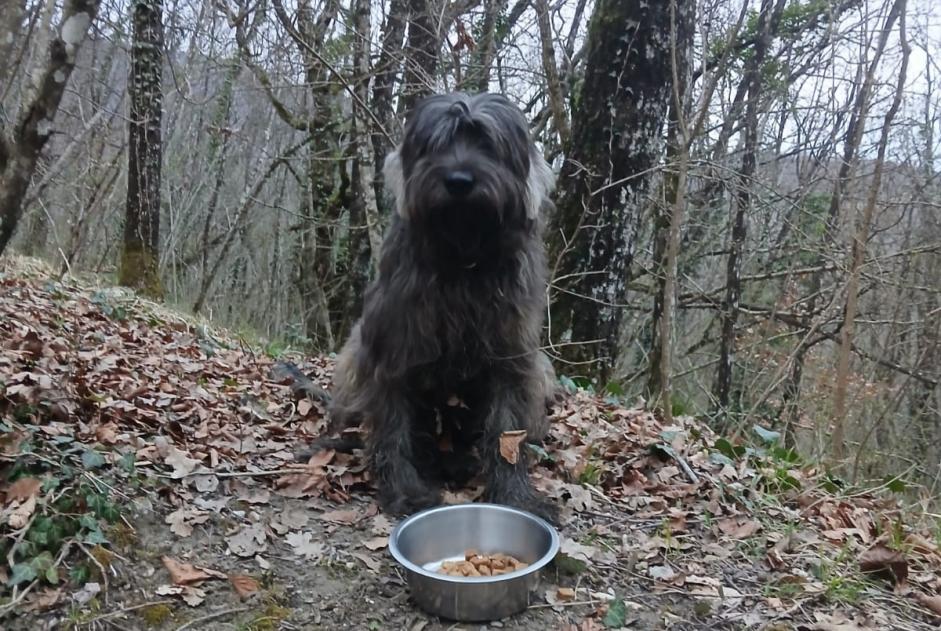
[0,0,27,88]
[647,0,693,412]
[712,0,777,424]
[782,0,903,442]
[196,55,241,289]
[120,0,164,298]
[534,0,570,148]
[351,0,381,261]
[261,0,346,348]
[461,0,507,92]
[64,155,120,270]
[0,0,100,256]
[345,0,381,331]
[546,0,677,383]
[371,0,409,208]
[832,0,909,462]
[399,0,440,114]
[192,144,301,315]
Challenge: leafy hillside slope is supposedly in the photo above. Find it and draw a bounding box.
[1,257,939,630]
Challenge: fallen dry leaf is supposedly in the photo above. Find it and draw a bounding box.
[3,477,42,503]
[156,584,206,607]
[859,544,907,586]
[557,587,576,601]
[442,487,484,504]
[165,507,209,537]
[370,514,393,536]
[229,574,260,600]
[192,474,219,493]
[766,532,794,570]
[24,587,61,612]
[164,446,201,478]
[285,531,326,560]
[913,592,941,616]
[73,582,101,605]
[559,537,599,562]
[352,551,382,572]
[165,509,193,537]
[305,449,336,468]
[804,611,873,631]
[161,556,226,586]
[904,533,939,558]
[648,565,677,582]
[320,509,361,524]
[227,524,268,557]
[7,495,37,529]
[717,517,762,539]
[499,430,527,464]
[277,507,310,531]
[363,536,388,551]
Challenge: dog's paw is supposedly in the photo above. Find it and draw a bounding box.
[513,495,560,527]
[485,487,560,527]
[379,485,442,517]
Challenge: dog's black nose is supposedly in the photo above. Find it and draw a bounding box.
[444,170,475,197]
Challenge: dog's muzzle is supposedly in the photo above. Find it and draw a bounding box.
[443,170,475,197]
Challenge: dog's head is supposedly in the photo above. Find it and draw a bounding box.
[383,93,555,235]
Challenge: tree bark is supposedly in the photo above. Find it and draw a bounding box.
[120,0,164,298]
[534,0,570,148]
[831,0,908,463]
[461,0,508,92]
[712,0,777,424]
[371,0,409,210]
[781,0,904,441]
[646,0,694,412]
[346,0,381,332]
[194,54,240,306]
[0,0,27,90]
[399,0,440,114]
[546,0,677,382]
[0,0,100,256]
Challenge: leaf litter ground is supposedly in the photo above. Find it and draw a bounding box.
[1,257,940,630]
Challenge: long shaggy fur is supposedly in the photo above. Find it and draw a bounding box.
[328,92,558,522]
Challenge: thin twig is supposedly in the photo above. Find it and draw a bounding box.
[174,605,249,630]
[77,540,110,605]
[141,466,309,480]
[84,600,176,624]
[529,600,599,609]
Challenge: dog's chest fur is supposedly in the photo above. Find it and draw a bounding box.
[360,217,544,392]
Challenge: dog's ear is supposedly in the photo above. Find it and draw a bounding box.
[383,148,405,216]
[525,149,556,220]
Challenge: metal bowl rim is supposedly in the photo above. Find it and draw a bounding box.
[388,502,560,585]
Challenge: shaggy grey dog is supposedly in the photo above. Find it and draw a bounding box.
[328,92,557,523]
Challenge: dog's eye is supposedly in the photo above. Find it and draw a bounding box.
[472,129,496,153]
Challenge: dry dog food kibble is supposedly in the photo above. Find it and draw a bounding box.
[436,549,529,577]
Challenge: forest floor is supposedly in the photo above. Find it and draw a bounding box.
[1,255,940,631]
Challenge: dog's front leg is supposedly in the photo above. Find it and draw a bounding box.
[479,386,559,525]
[368,386,442,517]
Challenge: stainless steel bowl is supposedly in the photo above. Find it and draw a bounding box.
[388,503,560,622]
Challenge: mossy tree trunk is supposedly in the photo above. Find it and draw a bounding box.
[546,0,677,383]
[120,0,164,298]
